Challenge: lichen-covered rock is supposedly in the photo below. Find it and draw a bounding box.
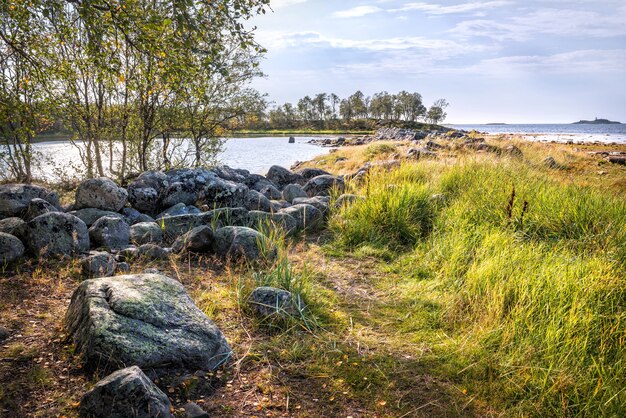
[137,244,172,260]
[281,184,308,203]
[248,287,305,319]
[127,172,167,214]
[0,217,26,236]
[75,178,128,212]
[23,198,58,221]
[69,208,125,227]
[25,212,89,256]
[303,175,345,197]
[278,204,323,230]
[172,226,214,253]
[155,214,200,239]
[247,211,298,236]
[251,178,282,200]
[65,274,232,374]
[213,226,275,262]
[81,252,117,278]
[198,177,248,209]
[297,167,331,180]
[266,165,304,189]
[197,207,248,229]
[0,183,59,218]
[89,217,130,249]
[121,207,154,226]
[78,366,172,418]
[292,196,330,215]
[0,232,25,264]
[130,222,163,245]
[243,190,272,212]
[160,182,198,208]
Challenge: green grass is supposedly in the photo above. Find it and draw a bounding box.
[328,158,626,416]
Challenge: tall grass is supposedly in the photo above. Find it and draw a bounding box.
[329,157,626,415]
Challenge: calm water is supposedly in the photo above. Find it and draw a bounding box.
[26,136,328,181]
[447,124,626,144]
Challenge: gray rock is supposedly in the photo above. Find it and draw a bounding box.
[23,198,58,221]
[0,183,59,218]
[89,216,130,249]
[243,190,272,212]
[81,252,117,278]
[334,194,364,208]
[184,402,209,418]
[25,212,89,256]
[160,181,198,208]
[137,244,171,260]
[281,184,308,203]
[247,211,298,236]
[0,217,26,236]
[278,204,323,230]
[291,197,330,215]
[78,366,172,418]
[297,167,331,180]
[212,165,249,183]
[142,268,162,275]
[0,326,9,342]
[65,274,232,374]
[503,145,524,158]
[248,287,305,319]
[116,262,131,273]
[75,177,128,212]
[198,177,248,209]
[266,165,304,189]
[197,207,248,228]
[127,172,167,214]
[172,226,214,253]
[155,214,200,239]
[130,222,163,245]
[252,179,282,200]
[288,136,295,144]
[69,208,125,227]
[0,232,25,264]
[213,226,275,262]
[303,175,345,197]
[543,156,561,169]
[117,246,138,261]
[121,207,154,225]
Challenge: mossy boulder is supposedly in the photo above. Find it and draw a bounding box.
[25,212,89,256]
[65,274,232,375]
[75,177,128,212]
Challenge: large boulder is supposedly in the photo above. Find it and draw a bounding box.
[281,184,308,203]
[303,175,345,197]
[248,287,305,319]
[65,274,232,374]
[292,196,331,215]
[243,190,272,212]
[156,203,200,219]
[155,214,201,239]
[25,212,89,256]
[127,172,167,214]
[78,366,172,418]
[197,207,248,229]
[0,232,25,264]
[198,177,248,209]
[247,211,298,236]
[213,226,275,262]
[137,244,172,260]
[81,252,117,278]
[0,217,26,236]
[172,226,214,253]
[75,178,128,212]
[160,182,198,208]
[89,217,130,249]
[278,204,323,230]
[130,222,163,245]
[297,167,331,180]
[69,208,125,227]
[121,207,154,226]
[23,198,58,221]
[266,166,304,189]
[0,184,59,218]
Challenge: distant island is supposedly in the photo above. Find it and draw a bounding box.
[486,123,507,125]
[573,118,621,125]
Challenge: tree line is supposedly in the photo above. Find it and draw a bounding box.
[266,91,449,130]
[1,0,269,182]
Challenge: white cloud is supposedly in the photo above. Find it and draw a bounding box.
[391,1,512,15]
[332,6,383,18]
[268,0,307,10]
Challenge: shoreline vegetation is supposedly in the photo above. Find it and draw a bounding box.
[0,132,625,417]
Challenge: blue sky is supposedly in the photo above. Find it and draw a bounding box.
[250,0,626,123]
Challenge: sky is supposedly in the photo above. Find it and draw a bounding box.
[249,0,626,123]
